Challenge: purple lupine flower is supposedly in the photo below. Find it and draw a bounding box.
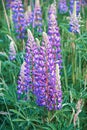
[9,41,16,60]
[43,33,62,110]
[17,62,27,99]
[17,30,62,110]
[25,6,33,26]
[69,1,81,33]
[48,4,62,69]
[69,14,80,33]
[58,0,68,14]
[11,0,26,39]
[24,30,33,92]
[34,32,62,110]
[17,29,37,99]
[70,0,81,15]
[33,0,43,33]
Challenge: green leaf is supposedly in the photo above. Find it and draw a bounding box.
[10,109,26,119]
[12,119,25,122]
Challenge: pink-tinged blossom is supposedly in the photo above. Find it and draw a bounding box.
[25,6,33,26]
[9,41,16,60]
[48,3,57,18]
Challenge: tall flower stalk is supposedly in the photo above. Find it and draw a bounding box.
[33,0,43,33]
[48,3,62,69]
[17,29,38,99]
[11,0,26,39]
[33,32,62,110]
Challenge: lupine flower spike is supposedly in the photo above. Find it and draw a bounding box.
[11,0,26,39]
[34,32,62,110]
[17,30,34,99]
[58,0,68,14]
[70,0,80,15]
[48,2,56,17]
[33,0,43,33]
[17,61,29,99]
[9,41,16,60]
[69,1,80,34]
[24,29,38,92]
[48,4,62,69]
[25,6,33,27]
[43,32,62,110]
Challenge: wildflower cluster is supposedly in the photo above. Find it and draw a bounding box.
[16,1,63,110]
[5,0,82,111]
